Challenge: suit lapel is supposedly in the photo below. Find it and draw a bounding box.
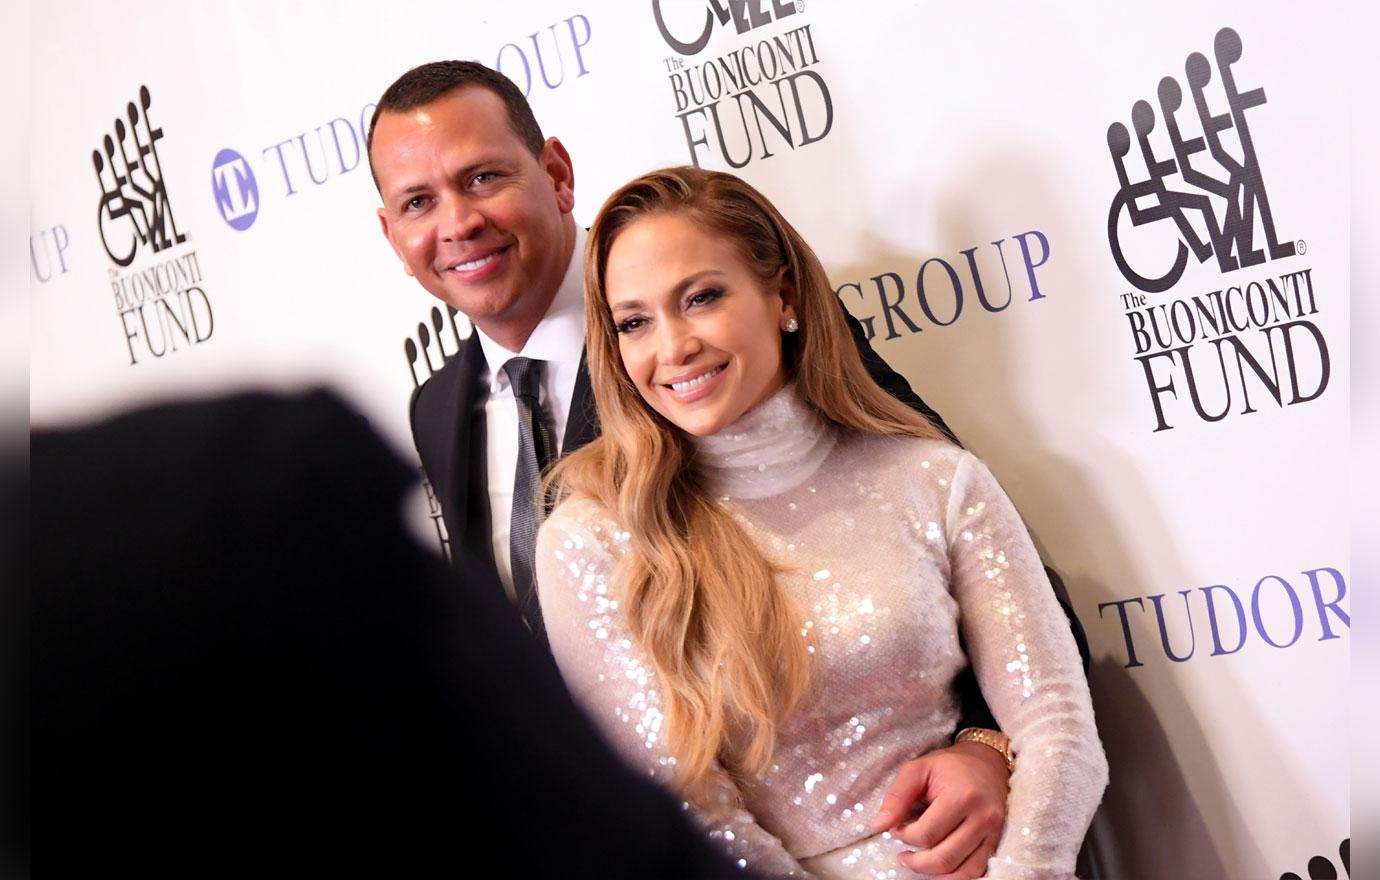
[411,334,488,567]
[562,346,600,455]
[450,337,492,565]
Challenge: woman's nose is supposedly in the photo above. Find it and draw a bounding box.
[656,318,701,365]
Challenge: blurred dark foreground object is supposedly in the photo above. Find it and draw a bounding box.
[32,390,750,879]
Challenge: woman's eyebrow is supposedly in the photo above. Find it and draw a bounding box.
[608,270,727,313]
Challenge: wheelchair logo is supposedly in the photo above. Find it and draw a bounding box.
[1106,27,1295,294]
[92,85,187,268]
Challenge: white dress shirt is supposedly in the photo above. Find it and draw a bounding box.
[473,227,588,600]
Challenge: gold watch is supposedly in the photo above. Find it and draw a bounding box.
[955,727,1015,774]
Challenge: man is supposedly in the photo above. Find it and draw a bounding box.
[368,61,1039,879]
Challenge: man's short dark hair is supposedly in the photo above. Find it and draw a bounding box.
[366,61,546,191]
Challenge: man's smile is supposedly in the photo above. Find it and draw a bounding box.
[442,244,510,279]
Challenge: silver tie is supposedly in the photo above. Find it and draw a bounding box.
[503,357,555,638]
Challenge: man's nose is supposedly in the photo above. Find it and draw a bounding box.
[438,195,484,241]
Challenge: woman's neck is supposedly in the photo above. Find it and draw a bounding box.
[689,383,838,500]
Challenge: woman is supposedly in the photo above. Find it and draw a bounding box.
[535,167,1106,879]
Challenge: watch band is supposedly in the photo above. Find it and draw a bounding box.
[955,727,1015,774]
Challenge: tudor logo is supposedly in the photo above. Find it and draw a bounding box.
[211,149,260,231]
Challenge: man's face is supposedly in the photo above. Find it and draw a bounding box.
[372,86,575,346]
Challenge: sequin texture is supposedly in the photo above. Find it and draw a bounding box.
[535,385,1106,879]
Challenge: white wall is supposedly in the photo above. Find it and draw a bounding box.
[29,3,1351,877]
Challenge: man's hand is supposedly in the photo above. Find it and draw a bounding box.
[871,740,1011,880]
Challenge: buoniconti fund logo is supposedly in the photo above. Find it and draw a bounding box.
[92,86,214,365]
[652,0,832,169]
[1106,27,1329,432]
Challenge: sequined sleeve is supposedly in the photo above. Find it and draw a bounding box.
[535,501,815,880]
[944,455,1108,880]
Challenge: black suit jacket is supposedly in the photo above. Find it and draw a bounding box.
[411,333,603,633]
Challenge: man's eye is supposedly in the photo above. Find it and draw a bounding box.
[404,196,428,212]
[615,317,647,334]
[471,172,498,186]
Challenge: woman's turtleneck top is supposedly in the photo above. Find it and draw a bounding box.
[535,385,1106,879]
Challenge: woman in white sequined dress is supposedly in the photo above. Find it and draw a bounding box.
[535,167,1106,880]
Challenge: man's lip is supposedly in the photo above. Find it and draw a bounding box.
[441,244,509,273]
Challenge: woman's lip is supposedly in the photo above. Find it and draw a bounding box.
[661,363,727,403]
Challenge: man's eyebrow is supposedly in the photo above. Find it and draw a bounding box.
[384,158,508,202]
[608,270,726,313]
[389,182,431,199]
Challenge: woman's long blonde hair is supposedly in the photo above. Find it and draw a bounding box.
[547,167,950,801]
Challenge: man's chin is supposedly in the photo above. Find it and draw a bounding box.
[434,285,520,323]
[442,289,560,349]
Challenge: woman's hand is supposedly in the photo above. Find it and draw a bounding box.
[873,741,1011,879]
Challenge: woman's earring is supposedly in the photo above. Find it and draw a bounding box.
[784,317,799,333]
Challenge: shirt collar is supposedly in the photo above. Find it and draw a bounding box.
[476,226,588,393]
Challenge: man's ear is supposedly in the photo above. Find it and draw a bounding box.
[377,208,414,277]
[540,137,576,214]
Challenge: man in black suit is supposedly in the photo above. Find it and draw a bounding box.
[368,60,1040,878]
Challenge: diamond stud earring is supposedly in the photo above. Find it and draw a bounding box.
[784,317,799,332]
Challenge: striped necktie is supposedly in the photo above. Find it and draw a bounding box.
[502,357,555,636]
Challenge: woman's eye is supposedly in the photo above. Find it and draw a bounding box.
[616,317,646,334]
[688,288,723,307]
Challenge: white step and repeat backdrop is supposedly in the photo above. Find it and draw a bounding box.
[29,3,1350,878]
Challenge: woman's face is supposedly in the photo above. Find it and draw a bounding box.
[603,212,795,437]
